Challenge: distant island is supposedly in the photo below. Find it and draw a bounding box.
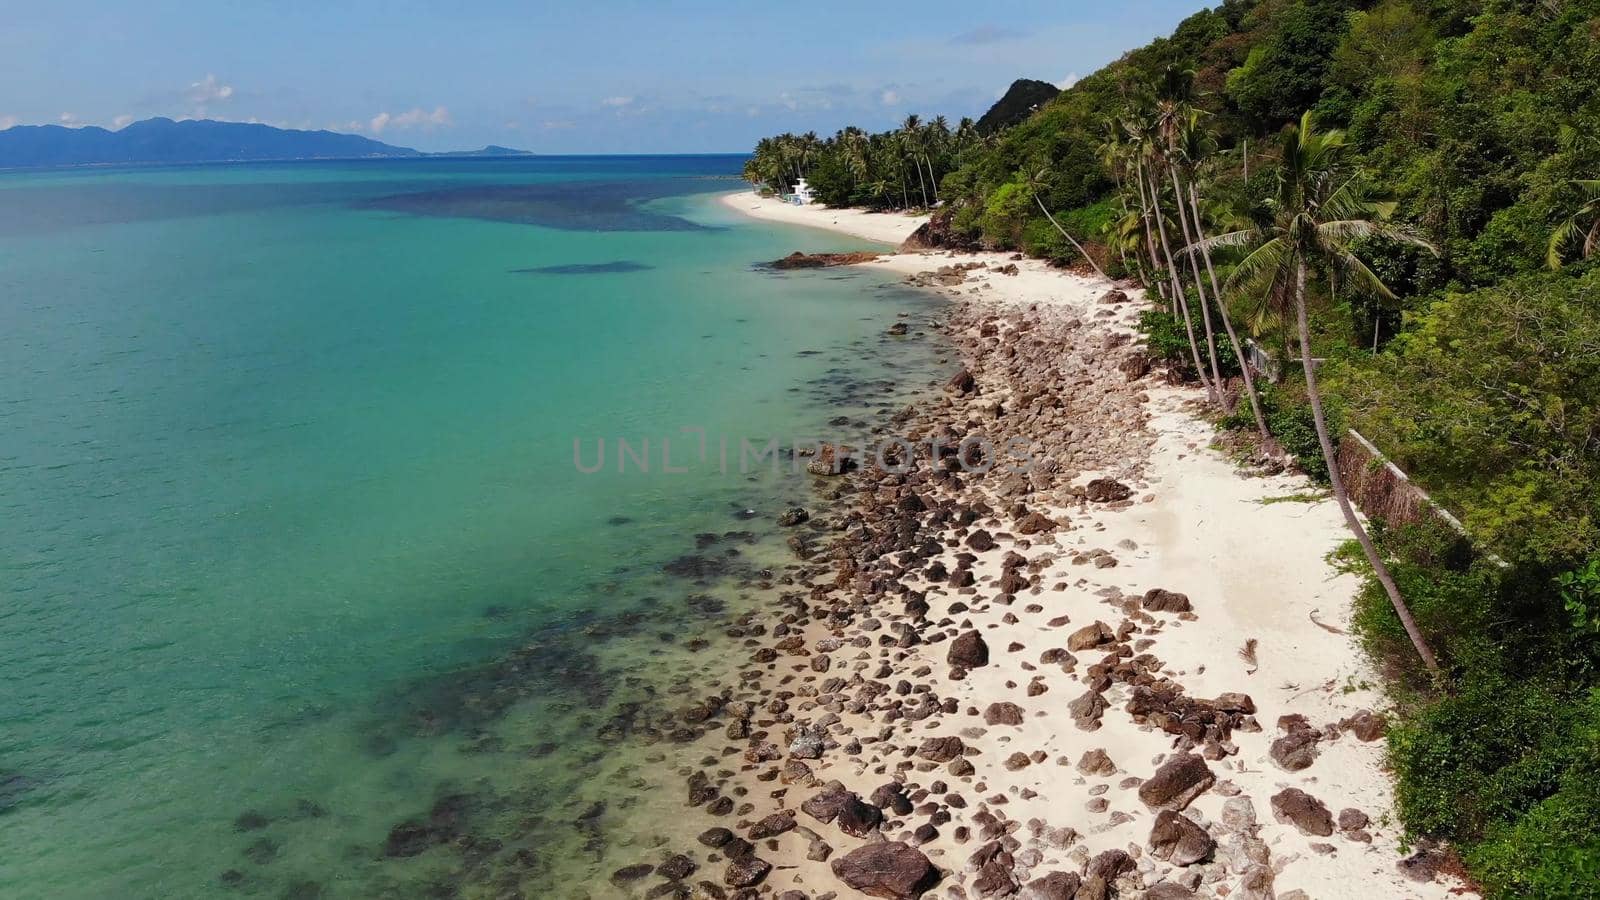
[0,117,533,169]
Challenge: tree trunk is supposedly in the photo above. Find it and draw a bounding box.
[925,157,940,203]
[1294,261,1440,674]
[1147,166,1218,404]
[1189,182,1270,442]
[1169,167,1229,409]
[912,156,929,209]
[1035,193,1108,280]
[1133,160,1170,307]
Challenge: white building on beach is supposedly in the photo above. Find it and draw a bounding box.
[791,177,816,205]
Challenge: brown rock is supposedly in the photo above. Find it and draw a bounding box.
[1077,749,1116,776]
[1019,871,1080,900]
[770,250,881,269]
[836,796,884,838]
[916,736,966,763]
[1270,728,1321,772]
[1141,588,1191,613]
[1343,709,1387,742]
[1066,621,1114,652]
[723,855,771,888]
[1016,512,1058,535]
[1084,478,1132,502]
[1271,788,1334,836]
[747,811,795,840]
[1148,810,1215,866]
[1137,754,1215,811]
[1067,689,1108,728]
[984,702,1025,726]
[948,630,990,669]
[830,841,939,898]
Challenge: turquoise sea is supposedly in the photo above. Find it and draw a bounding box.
[0,158,947,898]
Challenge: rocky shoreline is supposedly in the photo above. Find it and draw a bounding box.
[581,241,1463,900]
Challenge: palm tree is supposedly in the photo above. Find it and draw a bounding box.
[1547,179,1600,269]
[1127,109,1218,403]
[1158,101,1229,406]
[1101,121,1167,302]
[1201,111,1441,673]
[1028,170,1108,280]
[901,115,929,208]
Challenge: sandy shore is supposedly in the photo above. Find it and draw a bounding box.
[592,192,1466,899]
[719,191,929,245]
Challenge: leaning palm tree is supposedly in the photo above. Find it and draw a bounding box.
[1028,170,1108,280]
[1547,179,1600,269]
[1201,111,1441,673]
[1126,108,1218,403]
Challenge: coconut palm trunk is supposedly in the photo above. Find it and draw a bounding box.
[1133,163,1171,308]
[1294,261,1440,674]
[1146,167,1218,403]
[1169,166,1228,408]
[1190,184,1270,443]
[1034,193,1108,280]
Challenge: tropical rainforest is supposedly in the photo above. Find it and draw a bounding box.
[745,1,1600,896]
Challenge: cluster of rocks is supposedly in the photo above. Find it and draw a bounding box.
[572,284,1405,899]
[770,251,884,269]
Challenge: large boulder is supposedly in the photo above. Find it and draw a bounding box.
[947,630,990,669]
[1343,708,1388,741]
[916,735,966,763]
[830,841,939,898]
[723,855,772,887]
[1141,588,1192,613]
[1148,810,1215,866]
[1269,726,1322,772]
[984,702,1025,726]
[1066,621,1114,651]
[1084,478,1132,502]
[1271,788,1334,836]
[1137,754,1215,811]
[1015,511,1058,534]
[900,213,981,252]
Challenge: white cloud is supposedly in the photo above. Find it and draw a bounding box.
[185,74,235,115]
[112,114,135,129]
[880,89,901,106]
[57,112,89,128]
[540,119,575,131]
[1058,72,1081,90]
[600,96,634,108]
[0,114,17,130]
[368,106,452,135]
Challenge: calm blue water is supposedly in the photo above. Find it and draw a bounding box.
[0,157,946,898]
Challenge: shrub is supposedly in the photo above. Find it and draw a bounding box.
[1226,381,1342,482]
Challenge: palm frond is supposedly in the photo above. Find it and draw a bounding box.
[1329,245,1398,301]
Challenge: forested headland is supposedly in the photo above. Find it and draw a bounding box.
[745,2,1600,896]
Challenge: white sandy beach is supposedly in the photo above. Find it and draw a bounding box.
[611,190,1467,900]
[719,191,930,245]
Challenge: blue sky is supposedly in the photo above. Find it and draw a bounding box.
[0,0,1207,152]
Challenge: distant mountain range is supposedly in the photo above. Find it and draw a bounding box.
[0,117,533,169]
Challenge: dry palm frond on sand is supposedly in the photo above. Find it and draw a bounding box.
[1238,638,1259,674]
